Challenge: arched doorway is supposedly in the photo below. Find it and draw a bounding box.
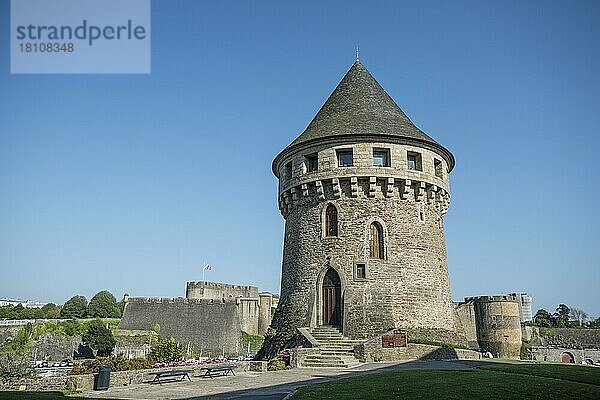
[322,268,342,326]
[561,352,575,363]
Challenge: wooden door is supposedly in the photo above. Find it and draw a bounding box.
[322,268,341,326]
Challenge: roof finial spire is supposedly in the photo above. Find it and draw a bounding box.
[356,45,359,61]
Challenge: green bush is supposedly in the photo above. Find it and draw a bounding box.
[0,350,34,382]
[2,324,34,353]
[148,337,184,363]
[241,331,264,351]
[71,355,153,375]
[82,320,116,357]
[267,358,286,371]
[34,320,87,338]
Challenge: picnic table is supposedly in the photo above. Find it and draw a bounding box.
[150,369,192,384]
[201,364,237,379]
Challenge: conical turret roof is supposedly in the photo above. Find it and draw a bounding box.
[274,60,454,173]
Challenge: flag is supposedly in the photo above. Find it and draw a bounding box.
[205,264,212,271]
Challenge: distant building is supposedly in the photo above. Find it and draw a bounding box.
[0,298,48,308]
[510,292,533,323]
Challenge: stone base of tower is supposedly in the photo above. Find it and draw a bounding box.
[256,298,471,361]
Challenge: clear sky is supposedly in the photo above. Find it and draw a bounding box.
[1,1,598,317]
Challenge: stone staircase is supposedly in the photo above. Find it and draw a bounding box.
[301,326,362,368]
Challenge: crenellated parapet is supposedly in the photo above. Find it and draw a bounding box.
[278,175,451,218]
[125,296,246,305]
[463,294,519,303]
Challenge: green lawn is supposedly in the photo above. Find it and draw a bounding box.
[292,364,600,400]
[478,362,600,386]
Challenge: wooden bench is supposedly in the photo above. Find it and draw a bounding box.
[201,365,237,379]
[150,369,192,385]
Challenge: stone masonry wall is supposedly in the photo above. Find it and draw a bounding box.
[455,301,479,349]
[269,140,454,345]
[119,298,241,354]
[472,296,522,358]
[186,281,259,301]
[530,347,600,363]
[529,327,600,349]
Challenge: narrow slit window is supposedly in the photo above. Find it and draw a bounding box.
[285,162,293,179]
[325,204,338,237]
[369,222,384,259]
[434,158,443,178]
[356,264,366,279]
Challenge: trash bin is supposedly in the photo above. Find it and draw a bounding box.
[95,365,111,390]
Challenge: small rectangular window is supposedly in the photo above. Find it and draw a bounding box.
[434,158,443,178]
[407,151,422,171]
[337,149,353,167]
[285,162,292,179]
[305,154,318,172]
[373,149,390,167]
[355,263,366,280]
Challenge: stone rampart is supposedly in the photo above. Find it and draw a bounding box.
[530,347,600,363]
[186,281,259,300]
[119,298,241,354]
[529,327,600,349]
[454,302,478,349]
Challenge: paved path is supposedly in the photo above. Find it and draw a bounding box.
[80,360,478,400]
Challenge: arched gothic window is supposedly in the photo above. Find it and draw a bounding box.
[370,222,384,259]
[325,204,338,237]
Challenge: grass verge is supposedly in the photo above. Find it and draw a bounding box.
[477,362,600,386]
[292,365,600,400]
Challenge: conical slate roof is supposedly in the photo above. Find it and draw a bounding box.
[274,60,454,173]
[290,60,437,147]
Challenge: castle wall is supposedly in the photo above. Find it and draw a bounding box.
[119,298,241,354]
[271,140,454,340]
[186,281,259,300]
[472,295,522,358]
[238,298,259,335]
[454,301,479,349]
[258,293,273,336]
[530,347,600,363]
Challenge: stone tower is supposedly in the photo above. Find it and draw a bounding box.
[260,60,455,356]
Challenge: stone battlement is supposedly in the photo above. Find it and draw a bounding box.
[186,281,259,300]
[279,176,450,218]
[126,296,243,305]
[463,295,518,303]
[186,281,258,291]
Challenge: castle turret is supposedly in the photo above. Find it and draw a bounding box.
[471,295,522,358]
[259,60,455,357]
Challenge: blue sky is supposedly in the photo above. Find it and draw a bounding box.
[1,1,598,317]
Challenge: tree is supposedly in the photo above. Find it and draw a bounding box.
[82,319,115,357]
[11,304,25,319]
[554,304,570,327]
[588,317,600,329]
[40,303,61,319]
[148,337,184,363]
[60,295,88,319]
[533,309,553,327]
[87,291,121,318]
[569,308,588,327]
